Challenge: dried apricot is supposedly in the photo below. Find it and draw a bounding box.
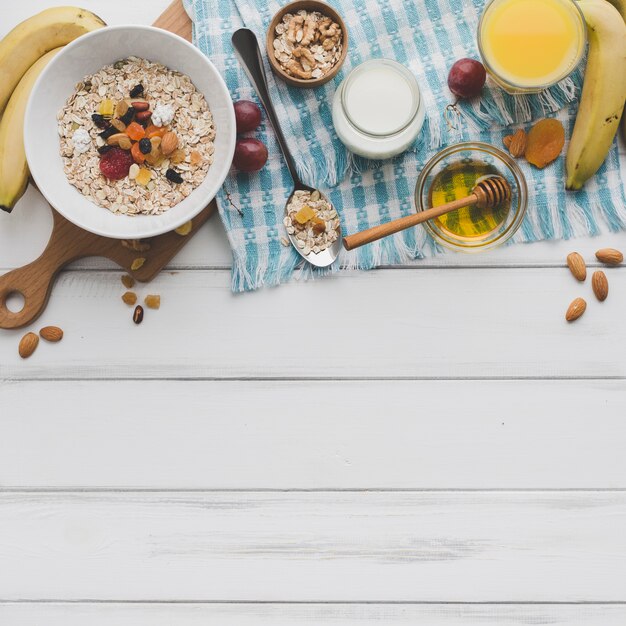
[524,118,565,169]
[131,141,146,164]
[125,122,146,141]
[145,124,166,139]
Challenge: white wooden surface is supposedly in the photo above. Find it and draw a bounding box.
[2,1,626,624]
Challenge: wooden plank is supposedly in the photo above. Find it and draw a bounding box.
[2,603,626,626]
[2,379,626,489]
[1,268,625,380]
[1,491,625,601]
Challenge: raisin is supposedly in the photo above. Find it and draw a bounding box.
[138,138,152,154]
[133,305,144,324]
[129,83,144,98]
[91,113,108,128]
[165,168,184,184]
[97,144,114,155]
[120,108,135,126]
[98,126,117,140]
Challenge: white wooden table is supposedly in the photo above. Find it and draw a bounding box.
[2,2,626,624]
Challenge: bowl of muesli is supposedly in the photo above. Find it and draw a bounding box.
[24,25,236,239]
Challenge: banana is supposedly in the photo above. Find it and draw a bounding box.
[0,6,105,115]
[604,0,626,143]
[565,0,626,190]
[0,48,63,212]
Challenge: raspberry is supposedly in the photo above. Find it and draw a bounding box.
[99,147,134,180]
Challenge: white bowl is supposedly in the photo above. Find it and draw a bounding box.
[24,25,236,239]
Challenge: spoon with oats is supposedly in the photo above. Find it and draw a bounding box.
[232,28,341,268]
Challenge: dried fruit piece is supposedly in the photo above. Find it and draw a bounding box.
[119,108,135,126]
[19,332,39,358]
[566,252,586,281]
[135,167,152,186]
[133,305,144,324]
[592,270,608,301]
[99,147,134,180]
[294,204,316,224]
[190,150,202,166]
[595,248,623,265]
[161,131,179,155]
[503,129,527,157]
[131,257,146,271]
[165,168,183,184]
[524,118,565,168]
[125,122,146,141]
[110,118,127,133]
[129,83,144,98]
[144,294,161,309]
[115,100,129,118]
[145,124,166,139]
[138,138,152,154]
[121,274,135,289]
[311,216,326,235]
[169,148,185,164]
[565,297,586,322]
[91,113,108,128]
[99,98,115,116]
[175,220,193,236]
[122,291,137,305]
[39,326,63,342]
[131,142,146,164]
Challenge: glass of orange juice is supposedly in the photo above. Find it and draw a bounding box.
[478,0,586,94]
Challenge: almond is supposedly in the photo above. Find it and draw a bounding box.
[566,252,586,281]
[160,131,179,156]
[565,297,587,322]
[106,132,129,146]
[591,271,608,301]
[18,332,39,358]
[595,248,623,266]
[507,128,527,157]
[40,326,63,342]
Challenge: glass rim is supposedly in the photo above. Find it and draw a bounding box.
[414,141,528,252]
[340,58,421,138]
[477,0,587,92]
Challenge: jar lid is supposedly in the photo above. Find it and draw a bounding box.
[341,59,420,137]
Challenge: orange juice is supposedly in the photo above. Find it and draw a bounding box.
[478,0,586,92]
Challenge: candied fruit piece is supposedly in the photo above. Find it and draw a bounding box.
[130,257,146,271]
[121,274,135,289]
[524,118,565,169]
[175,220,193,236]
[135,167,152,186]
[144,294,161,309]
[190,150,202,166]
[294,204,316,224]
[121,291,137,305]
[311,217,326,235]
[99,99,115,116]
[169,148,185,164]
[125,122,145,141]
[145,124,166,139]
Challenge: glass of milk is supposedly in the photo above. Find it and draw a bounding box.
[332,59,424,160]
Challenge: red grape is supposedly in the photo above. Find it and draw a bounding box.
[234,100,262,133]
[233,138,268,172]
[447,58,486,99]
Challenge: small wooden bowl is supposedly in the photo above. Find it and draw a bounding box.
[266,0,348,88]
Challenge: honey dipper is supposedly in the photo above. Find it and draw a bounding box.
[342,176,511,251]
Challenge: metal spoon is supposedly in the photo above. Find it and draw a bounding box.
[231,28,341,268]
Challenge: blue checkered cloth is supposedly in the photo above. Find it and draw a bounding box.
[184,0,626,291]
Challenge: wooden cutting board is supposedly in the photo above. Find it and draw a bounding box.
[0,0,212,330]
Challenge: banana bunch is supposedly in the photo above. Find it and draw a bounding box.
[0,7,105,212]
[565,0,626,190]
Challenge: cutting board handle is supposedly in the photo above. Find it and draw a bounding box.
[0,211,98,329]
